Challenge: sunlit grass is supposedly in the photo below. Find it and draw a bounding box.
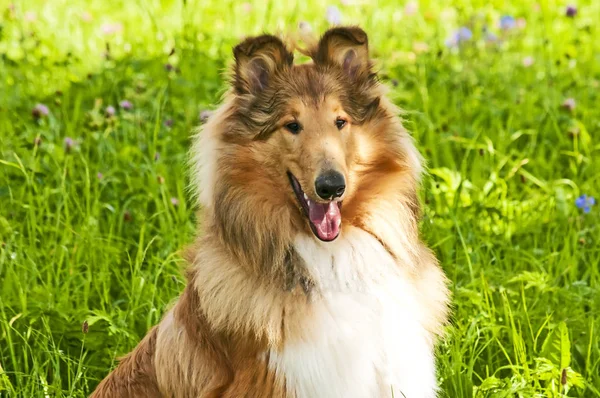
[1,0,599,396]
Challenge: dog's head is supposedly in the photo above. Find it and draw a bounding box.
[192,27,421,268]
[230,28,380,242]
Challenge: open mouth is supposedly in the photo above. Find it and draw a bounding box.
[288,172,342,242]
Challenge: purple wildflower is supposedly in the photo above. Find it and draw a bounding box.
[200,110,213,123]
[575,194,595,213]
[164,119,174,128]
[326,6,342,25]
[105,105,116,117]
[32,103,49,119]
[566,5,577,17]
[485,31,499,42]
[119,100,133,110]
[500,15,516,30]
[445,27,472,48]
[170,197,180,207]
[445,35,458,49]
[64,137,74,152]
[562,98,576,112]
[482,26,499,43]
[97,172,104,180]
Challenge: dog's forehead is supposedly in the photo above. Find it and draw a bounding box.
[278,64,343,105]
[285,96,343,117]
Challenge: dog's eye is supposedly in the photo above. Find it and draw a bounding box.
[335,118,347,130]
[285,122,301,134]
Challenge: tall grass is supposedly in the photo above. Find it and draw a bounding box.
[1,0,599,396]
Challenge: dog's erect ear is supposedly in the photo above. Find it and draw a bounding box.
[233,35,293,95]
[314,27,371,79]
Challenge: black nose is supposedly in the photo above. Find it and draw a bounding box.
[315,171,346,200]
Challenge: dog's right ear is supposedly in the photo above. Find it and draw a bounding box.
[233,35,293,95]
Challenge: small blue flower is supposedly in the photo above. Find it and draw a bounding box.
[457,27,473,41]
[326,6,342,25]
[575,194,596,213]
[445,34,458,48]
[500,15,516,30]
[445,27,472,48]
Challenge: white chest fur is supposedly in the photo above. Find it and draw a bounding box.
[269,227,438,398]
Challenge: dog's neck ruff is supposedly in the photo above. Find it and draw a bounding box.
[267,227,438,398]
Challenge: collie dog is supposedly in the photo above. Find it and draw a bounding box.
[91,26,449,398]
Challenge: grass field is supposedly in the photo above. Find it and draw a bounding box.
[1,0,599,396]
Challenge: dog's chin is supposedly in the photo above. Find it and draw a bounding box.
[287,172,342,242]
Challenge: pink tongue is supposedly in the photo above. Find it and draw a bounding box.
[308,201,342,241]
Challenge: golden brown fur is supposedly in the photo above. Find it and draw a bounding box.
[91,26,449,398]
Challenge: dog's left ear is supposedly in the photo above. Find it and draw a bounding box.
[233,35,294,95]
[314,26,372,80]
